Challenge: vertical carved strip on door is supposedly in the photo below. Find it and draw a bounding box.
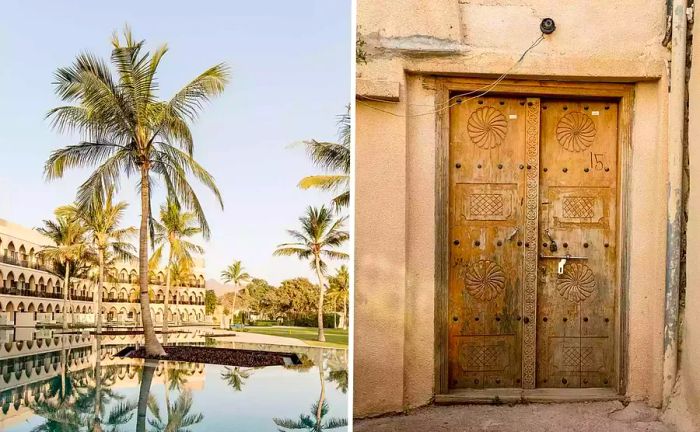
[522,98,540,389]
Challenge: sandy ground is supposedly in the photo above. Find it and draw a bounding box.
[354,401,675,432]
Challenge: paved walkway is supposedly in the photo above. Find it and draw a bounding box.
[354,401,674,432]
[194,327,309,347]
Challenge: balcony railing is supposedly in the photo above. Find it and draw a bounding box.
[0,254,56,273]
[0,287,93,301]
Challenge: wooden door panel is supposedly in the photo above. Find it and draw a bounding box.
[449,96,527,389]
[536,100,618,389]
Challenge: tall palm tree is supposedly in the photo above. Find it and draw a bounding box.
[220,260,250,326]
[57,188,136,333]
[274,206,348,342]
[44,27,227,355]
[168,258,195,325]
[326,265,349,330]
[37,213,88,329]
[150,199,203,333]
[298,107,350,210]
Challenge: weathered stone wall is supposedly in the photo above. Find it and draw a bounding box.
[355,0,670,418]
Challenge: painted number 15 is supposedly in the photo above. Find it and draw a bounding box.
[590,153,605,171]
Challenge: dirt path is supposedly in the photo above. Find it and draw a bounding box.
[354,401,674,432]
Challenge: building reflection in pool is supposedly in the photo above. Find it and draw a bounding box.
[0,330,347,431]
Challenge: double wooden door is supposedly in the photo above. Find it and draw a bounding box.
[448,96,618,390]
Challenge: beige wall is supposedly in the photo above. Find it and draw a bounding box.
[664,23,700,432]
[355,0,670,418]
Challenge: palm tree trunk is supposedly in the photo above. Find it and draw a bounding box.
[137,362,157,432]
[96,249,104,333]
[343,296,348,330]
[63,263,70,329]
[313,255,326,342]
[139,166,165,356]
[230,288,238,328]
[163,250,172,335]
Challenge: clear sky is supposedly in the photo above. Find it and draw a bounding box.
[0,1,350,285]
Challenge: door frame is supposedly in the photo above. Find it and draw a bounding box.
[434,77,634,399]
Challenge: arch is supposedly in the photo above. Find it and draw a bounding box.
[27,303,35,312]
[6,302,15,314]
[119,269,128,283]
[27,275,35,291]
[198,275,205,288]
[157,272,165,285]
[46,304,52,313]
[129,270,138,284]
[17,302,24,312]
[37,304,44,313]
[118,288,128,301]
[6,272,15,289]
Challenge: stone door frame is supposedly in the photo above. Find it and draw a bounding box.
[434,77,634,402]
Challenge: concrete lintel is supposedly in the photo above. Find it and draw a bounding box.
[357,79,401,102]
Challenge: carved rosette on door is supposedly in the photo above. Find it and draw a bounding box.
[448,96,618,391]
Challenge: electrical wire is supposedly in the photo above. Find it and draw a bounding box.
[357,34,545,118]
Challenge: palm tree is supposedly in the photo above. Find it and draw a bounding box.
[298,107,350,210]
[326,265,349,330]
[57,188,136,333]
[220,366,252,391]
[37,213,88,329]
[220,260,250,326]
[274,206,348,342]
[168,258,195,325]
[44,27,227,355]
[150,199,203,334]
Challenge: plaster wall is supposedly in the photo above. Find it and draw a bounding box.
[665,25,700,432]
[355,0,670,418]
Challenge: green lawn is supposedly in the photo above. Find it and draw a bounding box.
[242,326,348,348]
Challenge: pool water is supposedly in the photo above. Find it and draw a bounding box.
[0,331,348,431]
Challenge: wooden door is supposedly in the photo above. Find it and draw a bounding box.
[448,95,619,391]
[536,100,618,388]
[448,96,534,389]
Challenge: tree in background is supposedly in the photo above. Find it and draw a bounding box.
[204,289,217,315]
[150,199,203,333]
[298,107,350,211]
[44,26,228,355]
[326,265,349,329]
[236,278,274,321]
[220,260,250,325]
[57,187,136,333]
[265,278,319,324]
[37,212,88,329]
[274,206,348,342]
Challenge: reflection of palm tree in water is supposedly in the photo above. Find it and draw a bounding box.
[136,362,204,432]
[220,366,252,392]
[31,335,137,432]
[273,348,348,431]
[84,335,137,432]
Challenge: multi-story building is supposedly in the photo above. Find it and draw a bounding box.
[0,218,206,324]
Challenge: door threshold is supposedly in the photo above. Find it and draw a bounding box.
[435,388,624,405]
